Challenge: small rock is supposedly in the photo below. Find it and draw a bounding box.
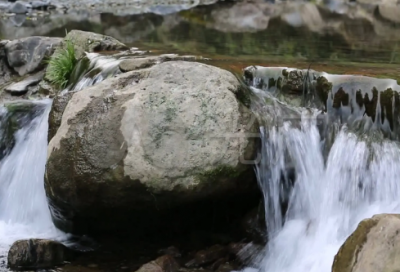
[5,71,44,95]
[87,263,98,268]
[135,255,179,272]
[7,239,73,270]
[38,79,55,96]
[8,1,29,14]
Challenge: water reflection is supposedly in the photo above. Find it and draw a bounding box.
[1,1,400,65]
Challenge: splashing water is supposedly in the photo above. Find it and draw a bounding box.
[0,100,68,269]
[0,54,120,268]
[247,105,400,272]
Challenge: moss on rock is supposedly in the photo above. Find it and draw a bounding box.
[196,165,242,184]
[332,217,379,272]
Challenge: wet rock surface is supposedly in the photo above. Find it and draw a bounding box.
[7,239,73,270]
[4,71,44,95]
[244,65,400,140]
[332,214,400,272]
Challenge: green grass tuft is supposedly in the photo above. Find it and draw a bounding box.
[46,39,77,89]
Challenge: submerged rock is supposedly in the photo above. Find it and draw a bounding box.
[45,61,258,233]
[5,36,62,76]
[7,239,72,270]
[332,214,400,272]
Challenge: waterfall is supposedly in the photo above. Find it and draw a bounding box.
[0,100,67,269]
[244,70,400,272]
[0,53,123,269]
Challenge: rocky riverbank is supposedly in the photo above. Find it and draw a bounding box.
[3,25,400,272]
[0,29,266,271]
[2,0,400,69]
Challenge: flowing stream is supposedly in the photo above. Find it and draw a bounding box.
[244,69,400,272]
[0,53,122,270]
[0,100,67,270]
[2,53,400,272]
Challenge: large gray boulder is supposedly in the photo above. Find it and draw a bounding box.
[332,214,400,272]
[45,61,258,233]
[5,36,62,76]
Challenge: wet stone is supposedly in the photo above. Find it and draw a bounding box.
[7,239,73,270]
[281,69,304,94]
[4,72,44,95]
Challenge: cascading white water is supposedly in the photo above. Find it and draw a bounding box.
[246,97,400,272]
[0,54,123,269]
[0,100,67,270]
